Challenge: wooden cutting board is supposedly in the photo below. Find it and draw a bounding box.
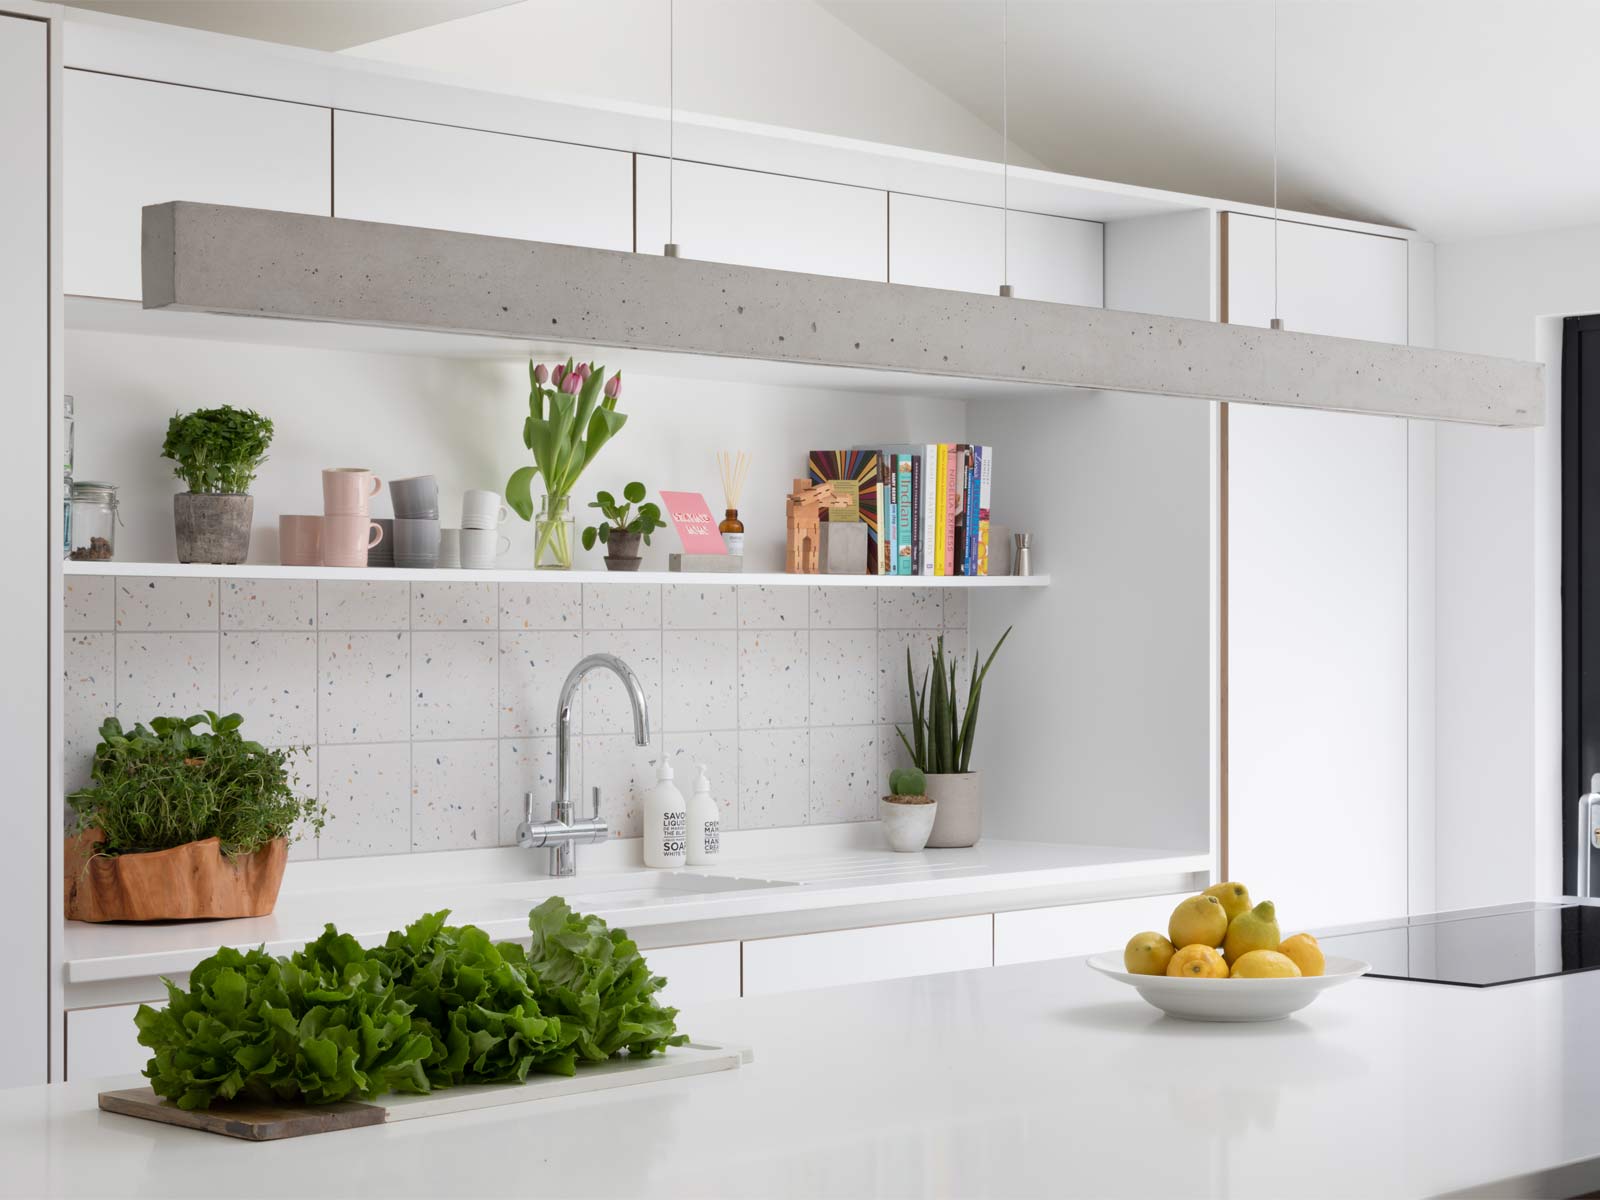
[99,1042,751,1141]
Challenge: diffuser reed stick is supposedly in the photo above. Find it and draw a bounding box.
[716,450,750,555]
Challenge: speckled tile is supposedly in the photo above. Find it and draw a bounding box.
[115,633,219,724]
[317,580,410,630]
[220,632,317,746]
[499,630,583,738]
[499,582,582,630]
[809,586,877,630]
[319,631,409,744]
[942,589,969,630]
[808,629,876,727]
[809,725,879,824]
[285,744,319,862]
[580,630,662,736]
[662,584,736,630]
[737,629,808,728]
[737,585,807,630]
[64,576,114,632]
[661,630,736,732]
[582,582,660,630]
[581,734,653,839]
[316,743,409,858]
[411,739,498,851]
[877,587,944,630]
[411,631,497,740]
[498,736,573,847]
[116,577,218,631]
[412,582,497,629]
[876,629,968,725]
[64,633,113,794]
[737,728,809,829]
[220,579,316,631]
[662,730,739,832]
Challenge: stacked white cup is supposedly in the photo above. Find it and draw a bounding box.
[461,489,511,569]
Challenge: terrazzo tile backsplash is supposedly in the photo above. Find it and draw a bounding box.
[63,577,968,862]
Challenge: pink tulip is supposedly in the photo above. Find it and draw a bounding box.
[532,363,549,386]
[575,362,592,380]
[562,371,582,394]
[604,373,621,400]
[551,363,566,386]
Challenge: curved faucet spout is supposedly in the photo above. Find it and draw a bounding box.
[558,653,650,748]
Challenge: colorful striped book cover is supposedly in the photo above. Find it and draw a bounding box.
[807,449,879,573]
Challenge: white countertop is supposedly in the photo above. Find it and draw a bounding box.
[11,952,1600,1198]
[63,837,1209,986]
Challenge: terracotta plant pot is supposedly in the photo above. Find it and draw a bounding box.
[175,492,253,565]
[604,530,643,571]
[65,830,287,922]
[880,795,938,852]
[924,771,981,847]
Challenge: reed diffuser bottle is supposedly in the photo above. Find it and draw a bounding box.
[716,450,750,556]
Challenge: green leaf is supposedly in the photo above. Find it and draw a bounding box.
[505,466,539,522]
[623,481,646,504]
[581,527,598,551]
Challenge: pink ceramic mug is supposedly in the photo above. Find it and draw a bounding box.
[321,513,383,568]
[279,515,323,566]
[322,468,383,515]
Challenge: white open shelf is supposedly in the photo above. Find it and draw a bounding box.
[62,560,1049,588]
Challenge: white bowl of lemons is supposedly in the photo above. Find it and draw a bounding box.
[1086,882,1370,1022]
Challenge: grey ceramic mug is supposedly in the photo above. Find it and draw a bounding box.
[392,516,440,566]
[389,474,440,519]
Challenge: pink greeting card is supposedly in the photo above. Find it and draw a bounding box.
[660,491,728,555]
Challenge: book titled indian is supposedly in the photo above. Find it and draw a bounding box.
[896,455,915,575]
[806,449,880,573]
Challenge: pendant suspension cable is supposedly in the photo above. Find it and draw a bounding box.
[1270,0,1281,330]
[999,0,1012,298]
[664,0,679,257]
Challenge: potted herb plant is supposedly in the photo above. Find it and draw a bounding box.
[506,359,628,570]
[880,767,937,852]
[897,628,1011,848]
[161,405,273,564]
[580,482,667,571]
[65,712,323,922]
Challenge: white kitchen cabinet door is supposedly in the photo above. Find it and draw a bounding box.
[1224,212,1412,928]
[646,942,741,1009]
[64,70,331,300]
[993,893,1192,967]
[66,1004,150,1082]
[333,112,632,251]
[889,193,1104,307]
[741,915,990,997]
[636,156,887,281]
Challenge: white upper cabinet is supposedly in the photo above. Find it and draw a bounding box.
[1224,212,1412,929]
[64,71,331,301]
[333,112,632,251]
[635,155,887,281]
[889,193,1104,307]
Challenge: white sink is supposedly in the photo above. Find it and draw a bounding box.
[496,871,798,913]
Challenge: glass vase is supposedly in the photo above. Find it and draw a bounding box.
[534,493,574,570]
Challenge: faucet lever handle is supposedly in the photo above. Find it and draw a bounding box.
[590,785,602,824]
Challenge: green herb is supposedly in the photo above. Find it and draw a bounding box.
[897,628,1011,774]
[579,481,668,552]
[160,405,274,494]
[69,712,323,858]
[524,897,689,1063]
[135,938,432,1110]
[363,911,579,1085]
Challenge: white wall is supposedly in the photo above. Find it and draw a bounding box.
[1434,221,1600,907]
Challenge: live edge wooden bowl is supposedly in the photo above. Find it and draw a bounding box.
[65,831,287,922]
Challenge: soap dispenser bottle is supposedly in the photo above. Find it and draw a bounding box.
[686,763,721,866]
[644,759,688,868]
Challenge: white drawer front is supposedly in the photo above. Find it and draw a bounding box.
[647,942,741,1009]
[993,893,1192,966]
[66,1003,151,1083]
[742,915,991,997]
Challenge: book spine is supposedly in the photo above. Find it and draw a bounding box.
[909,454,922,575]
[884,453,897,575]
[978,445,993,576]
[933,445,946,576]
[922,445,937,575]
[896,456,914,575]
[943,446,960,577]
[873,459,885,575]
[964,447,978,576]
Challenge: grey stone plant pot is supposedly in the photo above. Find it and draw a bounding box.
[174,492,253,565]
[924,771,981,847]
[879,796,938,852]
[603,530,643,571]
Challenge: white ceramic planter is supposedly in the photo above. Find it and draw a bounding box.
[879,797,938,852]
[924,772,981,847]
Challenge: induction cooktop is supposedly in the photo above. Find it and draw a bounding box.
[1315,902,1600,987]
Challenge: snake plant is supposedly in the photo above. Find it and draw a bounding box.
[896,627,1011,775]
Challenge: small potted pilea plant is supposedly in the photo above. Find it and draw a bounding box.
[580,481,667,571]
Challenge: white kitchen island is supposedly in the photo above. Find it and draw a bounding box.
[6,952,1596,1199]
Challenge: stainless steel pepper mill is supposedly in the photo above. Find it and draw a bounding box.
[1011,532,1032,577]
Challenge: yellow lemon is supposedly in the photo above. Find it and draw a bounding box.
[1167,944,1228,978]
[1223,899,1282,965]
[1202,881,1253,924]
[1168,894,1229,949]
[1230,949,1302,979]
[1278,932,1326,978]
[1123,931,1176,976]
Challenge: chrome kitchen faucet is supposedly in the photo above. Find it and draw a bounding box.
[517,653,649,876]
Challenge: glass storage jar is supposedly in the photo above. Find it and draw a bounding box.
[69,481,120,561]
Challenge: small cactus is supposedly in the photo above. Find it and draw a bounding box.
[888,766,926,797]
